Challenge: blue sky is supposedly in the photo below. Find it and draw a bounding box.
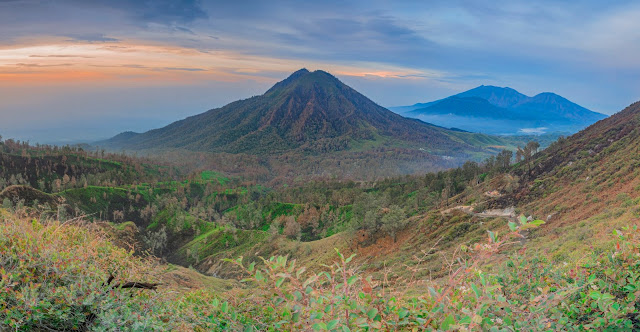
[1,0,639,143]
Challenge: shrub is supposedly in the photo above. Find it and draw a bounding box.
[283,216,302,240]
[0,209,220,330]
[218,218,640,330]
[5,206,640,331]
[217,217,551,330]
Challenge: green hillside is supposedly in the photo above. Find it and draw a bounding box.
[4,101,640,330]
[100,69,517,169]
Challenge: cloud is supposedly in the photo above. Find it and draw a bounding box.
[30,54,95,58]
[66,33,119,43]
[130,0,208,25]
[162,67,206,72]
[519,127,548,135]
[72,0,208,26]
[13,62,74,67]
[172,26,196,34]
[1,0,639,122]
[87,63,207,73]
[120,64,147,69]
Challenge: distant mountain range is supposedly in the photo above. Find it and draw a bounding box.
[390,85,608,135]
[100,69,519,168]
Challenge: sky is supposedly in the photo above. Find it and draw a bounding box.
[1,0,639,144]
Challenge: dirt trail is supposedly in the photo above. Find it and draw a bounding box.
[442,205,515,219]
[443,205,529,244]
[474,207,515,218]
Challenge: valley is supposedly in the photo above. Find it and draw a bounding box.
[1,1,638,329]
[2,96,640,329]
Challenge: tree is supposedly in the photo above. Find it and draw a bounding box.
[283,216,301,241]
[527,141,540,155]
[515,147,523,163]
[143,226,168,255]
[361,210,379,236]
[113,210,125,222]
[380,205,408,242]
[268,223,280,241]
[523,141,540,176]
[234,203,263,229]
[496,150,513,171]
[441,176,453,207]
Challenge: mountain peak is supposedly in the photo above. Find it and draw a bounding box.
[309,69,332,76]
[101,69,496,159]
[394,84,607,134]
[287,68,338,81]
[289,68,310,78]
[469,85,517,92]
[265,68,311,93]
[456,85,528,108]
[533,92,562,99]
[266,68,345,95]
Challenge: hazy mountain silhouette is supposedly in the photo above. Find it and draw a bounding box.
[391,85,607,134]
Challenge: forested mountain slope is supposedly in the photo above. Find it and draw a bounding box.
[101,69,512,162]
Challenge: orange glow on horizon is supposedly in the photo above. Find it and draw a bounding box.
[0,40,437,86]
[0,70,110,82]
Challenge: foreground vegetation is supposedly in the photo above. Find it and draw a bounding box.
[3,206,640,330]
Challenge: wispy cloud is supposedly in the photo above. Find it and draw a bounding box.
[127,0,208,25]
[2,40,435,74]
[0,0,639,144]
[66,33,120,43]
[13,62,74,67]
[162,67,206,72]
[30,54,95,58]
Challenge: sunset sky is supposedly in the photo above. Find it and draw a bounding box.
[1,0,640,144]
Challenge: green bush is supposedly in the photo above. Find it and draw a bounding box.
[0,210,222,330]
[5,207,640,331]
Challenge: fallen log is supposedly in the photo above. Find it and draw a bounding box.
[115,281,159,290]
[104,274,159,290]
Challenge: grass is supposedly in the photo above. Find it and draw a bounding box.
[262,202,303,220]
[4,106,640,329]
[200,170,230,185]
[0,209,226,330]
[4,200,640,330]
[172,226,270,277]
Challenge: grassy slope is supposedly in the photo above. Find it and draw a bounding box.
[456,102,640,264]
[5,191,640,330]
[180,102,640,287]
[6,105,639,304]
[0,208,234,330]
[6,100,640,328]
[516,113,640,262]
